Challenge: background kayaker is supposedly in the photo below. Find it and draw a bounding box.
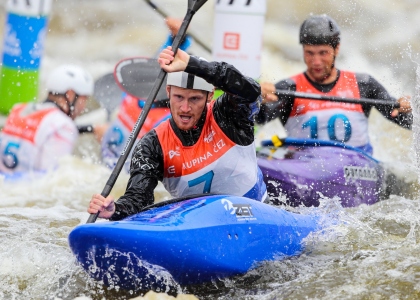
[255,14,412,155]
[100,92,171,172]
[100,17,192,173]
[88,47,267,220]
[0,65,95,173]
[156,17,193,56]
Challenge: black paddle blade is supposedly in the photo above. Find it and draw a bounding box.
[93,73,123,116]
[114,57,168,101]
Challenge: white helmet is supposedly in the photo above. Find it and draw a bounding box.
[46,64,94,96]
[167,71,213,92]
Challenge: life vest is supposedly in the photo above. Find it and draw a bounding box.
[155,101,267,201]
[0,103,78,172]
[284,71,370,148]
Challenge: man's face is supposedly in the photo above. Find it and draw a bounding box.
[167,85,210,131]
[303,44,339,83]
[59,90,88,120]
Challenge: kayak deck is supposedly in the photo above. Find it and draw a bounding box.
[257,138,387,207]
[69,194,318,290]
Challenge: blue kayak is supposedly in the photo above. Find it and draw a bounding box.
[68,194,318,291]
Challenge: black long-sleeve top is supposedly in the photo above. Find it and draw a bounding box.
[110,56,262,221]
[255,70,412,129]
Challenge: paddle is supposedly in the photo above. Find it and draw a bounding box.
[92,58,169,120]
[114,57,168,101]
[86,0,209,224]
[144,0,212,54]
[93,73,123,119]
[275,90,401,108]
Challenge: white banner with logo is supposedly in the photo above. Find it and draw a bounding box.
[212,0,266,79]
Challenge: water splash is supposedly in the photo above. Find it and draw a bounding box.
[411,65,420,182]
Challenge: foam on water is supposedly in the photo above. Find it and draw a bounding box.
[0,205,86,298]
[1,0,420,299]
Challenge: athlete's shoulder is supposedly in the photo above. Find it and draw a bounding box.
[132,129,162,166]
[139,128,160,146]
[153,117,171,136]
[352,72,372,84]
[275,76,298,90]
[43,108,74,126]
[35,108,77,142]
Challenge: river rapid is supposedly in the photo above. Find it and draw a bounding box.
[1,0,420,299]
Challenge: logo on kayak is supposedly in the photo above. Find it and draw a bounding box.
[221,199,256,221]
[344,166,378,182]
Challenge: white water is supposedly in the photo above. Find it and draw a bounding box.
[1,0,420,299]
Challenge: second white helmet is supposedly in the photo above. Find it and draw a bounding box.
[46,64,94,96]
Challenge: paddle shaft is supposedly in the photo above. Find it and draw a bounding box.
[86,0,208,223]
[145,0,212,54]
[275,90,400,108]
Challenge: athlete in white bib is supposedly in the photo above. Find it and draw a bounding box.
[88,47,267,221]
[256,14,412,155]
[0,65,94,174]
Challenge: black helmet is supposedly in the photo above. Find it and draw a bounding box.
[299,14,340,48]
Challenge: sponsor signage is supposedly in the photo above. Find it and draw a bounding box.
[212,0,266,79]
[222,199,257,221]
[0,0,52,114]
[344,165,378,182]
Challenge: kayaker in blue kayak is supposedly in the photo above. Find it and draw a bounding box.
[256,14,412,155]
[0,65,95,173]
[88,47,268,220]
